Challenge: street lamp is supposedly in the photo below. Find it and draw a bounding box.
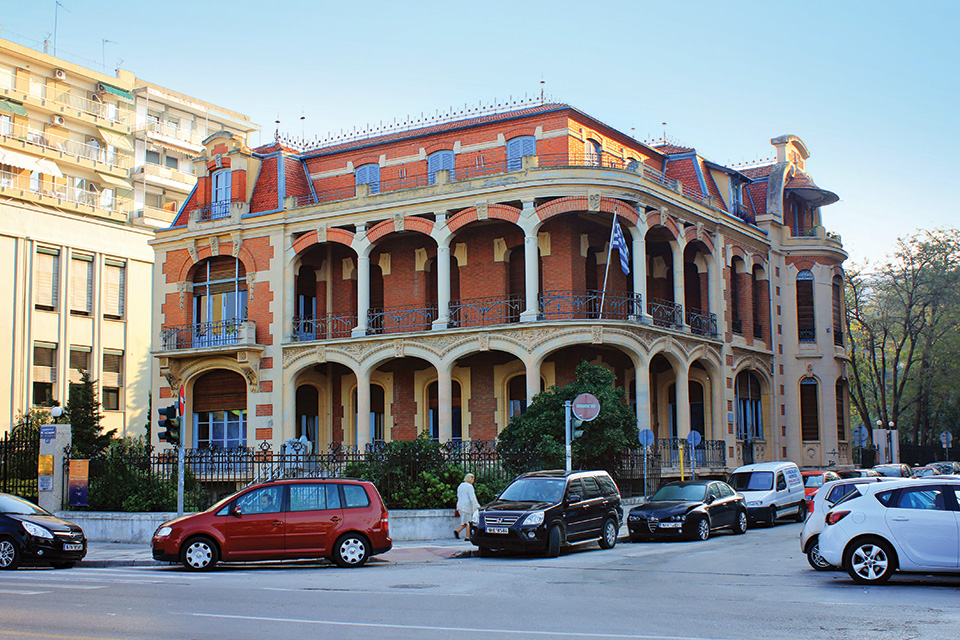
[51,406,63,420]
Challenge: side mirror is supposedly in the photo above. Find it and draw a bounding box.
[705,495,715,504]
[567,494,581,504]
[231,505,243,518]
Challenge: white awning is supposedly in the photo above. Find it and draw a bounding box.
[98,127,135,154]
[0,148,63,177]
[96,172,133,190]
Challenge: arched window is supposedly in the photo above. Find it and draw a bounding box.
[352,384,386,443]
[212,169,232,218]
[835,379,847,443]
[752,266,766,340]
[736,372,763,440]
[427,380,462,440]
[192,257,247,346]
[506,136,536,171]
[296,265,317,340]
[730,258,744,334]
[355,163,380,194]
[796,270,815,342]
[508,374,527,418]
[427,150,454,184]
[296,384,319,445]
[800,377,820,441]
[193,369,247,449]
[832,275,844,346]
[585,139,602,166]
[626,157,641,172]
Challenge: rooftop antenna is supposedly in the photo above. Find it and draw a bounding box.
[102,39,118,72]
[53,0,70,57]
[661,122,667,144]
[540,78,545,104]
[300,108,305,139]
[274,114,280,142]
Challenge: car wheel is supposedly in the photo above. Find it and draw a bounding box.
[545,525,562,558]
[180,536,219,572]
[0,537,21,570]
[764,506,777,527]
[806,538,833,571]
[598,518,618,549]
[51,561,76,569]
[733,510,748,535]
[844,537,896,585]
[693,518,710,542]
[796,503,807,523]
[333,534,370,568]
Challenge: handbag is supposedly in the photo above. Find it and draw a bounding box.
[454,509,460,517]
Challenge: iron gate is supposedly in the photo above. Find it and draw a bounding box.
[0,421,40,502]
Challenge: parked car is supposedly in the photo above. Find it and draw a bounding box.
[818,477,960,584]
[837,469,882,479]
[470,470,622,557]
[627,480,747,542]
[909,465,941,478]
[801,470,841,514]
[799,476,894,570]
[0,492,86,570]
[926,461,960,475]
[872,463,912,477]
[728,461,806,526]
[152,478,392,570]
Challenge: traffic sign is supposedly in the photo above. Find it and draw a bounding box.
[572,393,601,422]
[638,428,655,447]
[941,431,953,448]
[686,431,702,447]
[178,385,186,418]
[852,425,869,447]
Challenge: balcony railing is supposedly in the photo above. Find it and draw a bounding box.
[195,201,236,221]
[139,120,206,147]
[0,123,132,170]
[648,297,683,329]
[1,83,132,127]
[367,304,437,335]
[657,438,727,468]
[539,290,642,321]
[292,314,357,341]
[449,294,523,328]
[0,168,132,215]
[160,319,246,350]
[732,202,755,224]
[686,308,718,338]
[140,162,195,185]
[798,328,817,343]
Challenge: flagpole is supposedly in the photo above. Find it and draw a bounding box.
[599,212,618,321]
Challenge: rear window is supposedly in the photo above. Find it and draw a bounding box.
[729,471,773,491]
[597,475,620,497]
[827,485,861,505]
[290,483,341,512]
[341,484,371,508]
[580,476,602,500]
[804,475,824,488]
[875,489,896,507]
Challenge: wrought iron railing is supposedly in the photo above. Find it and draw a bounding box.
[732,202,755,224]
[292,314,357,341]
[686,308,718,337]
[0,421,39,503]
[367,304,437,335]
[195,201,235,221]
[657,438,726,468]
[160,319,245,350]
[647,297,683,328]
[798,328,817,343]
[0,169,133,215]
[0,122,132,170]
[539,290,642,321]
[449,294,523,327]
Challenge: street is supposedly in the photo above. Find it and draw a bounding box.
[1,522,959,640]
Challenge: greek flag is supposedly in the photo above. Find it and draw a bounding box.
[611,217,630,275]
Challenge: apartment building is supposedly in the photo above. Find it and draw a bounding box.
[150,101,848,472]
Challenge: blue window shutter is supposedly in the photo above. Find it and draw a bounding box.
[522,136,535,157]
[442,150,454,179]
[428,151,453,184]
[507,138,522,170]
[355,164,380,194]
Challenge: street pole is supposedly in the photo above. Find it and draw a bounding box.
[177,445,185,517]
[643,446,648,499]
[564,400,572,472]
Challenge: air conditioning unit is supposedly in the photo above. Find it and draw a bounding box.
[50,115,66,126]
[54,69,67,80]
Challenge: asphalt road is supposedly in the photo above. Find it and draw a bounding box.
[2,521,959,640]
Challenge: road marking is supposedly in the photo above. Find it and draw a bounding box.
[0,630,130,640]
[0,588,50,595]
[0,582,105,590]
[184,612,739,640]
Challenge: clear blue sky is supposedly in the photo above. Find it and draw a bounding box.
[3,0,956,264]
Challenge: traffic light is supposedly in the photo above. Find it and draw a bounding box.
[571,417,584,440]
[157,404,181,446]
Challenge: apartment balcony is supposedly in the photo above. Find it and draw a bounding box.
[291,314,356,342]
[449,294,524,327]
[0,123,132,173]
[138,121,205,153]
[135,162,196,190]
[0,84,132,132]
[686,308,718,338]
[158,319,260,354]
[539,290,642,321]
[367,304,438,336]
[647,297,683,329]
[0,168,132,221]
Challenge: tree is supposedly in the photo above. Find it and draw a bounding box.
[497,362,638,472]
[846,229,960,445]
[67,369,116,457]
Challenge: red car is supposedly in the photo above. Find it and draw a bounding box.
[152,478,391,570]
[802,470,841,514]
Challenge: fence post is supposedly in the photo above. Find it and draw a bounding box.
[39,423,72,513]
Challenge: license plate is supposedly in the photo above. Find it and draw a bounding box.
[486,526,508,535]
[658,522,682,529]
[63,543,83,551]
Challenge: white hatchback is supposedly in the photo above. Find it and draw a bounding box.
[818,478,960,584]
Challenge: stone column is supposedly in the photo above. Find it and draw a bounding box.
[672,239,686,329]
[525,359,540,407]
[521,233,540,322]
[437,365,452,441]
[433,242,451,330]
[355,370,371,450]
[353,251,370,337]
[635,361,650,431]
[284,248,296,339]
[631,228,650,321]
[675,365,690,439]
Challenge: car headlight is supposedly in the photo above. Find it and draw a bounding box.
[22,521,54,539]
[747,501,761,507]
[470,511,480,524]
[523,511,545,526]
[155,526,173,538]
[667,514,686,522]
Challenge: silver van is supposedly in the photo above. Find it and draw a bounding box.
[728,461,805,526]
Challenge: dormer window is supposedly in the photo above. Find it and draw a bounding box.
[506,136,536,171]
[427,150,454,184]
[355,163,380,194]
[212,169,231,218]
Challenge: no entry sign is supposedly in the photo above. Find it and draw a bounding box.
[572,393,601,422]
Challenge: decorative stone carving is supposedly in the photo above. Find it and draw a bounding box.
[394,341,405,358]
[588,193,601,211]
[317,226,327,244]
[187,240,198,263]
[283,346,314,369]
[414,248,428,271]
[476,202,488,220]
[315,345,327,362]
[592,325,603,344]
[210,236,220,257]
[453,243,467,266]
[478,333,489,351]
[246,272,256,300]
[394,214,404,232]
[378,253,391,275]
[231,232,242,257]
[177,281,190,310]
[493,238,507,262]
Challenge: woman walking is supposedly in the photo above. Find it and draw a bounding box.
[454,473,480,540]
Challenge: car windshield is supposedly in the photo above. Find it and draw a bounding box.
[729,471,773,491]
[804,475,824,488]
[0,494,49,515]
[498,478,565,503]
[651,484,706,502]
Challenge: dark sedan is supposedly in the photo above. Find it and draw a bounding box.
[627,480,748,542]
[0,493,86,570]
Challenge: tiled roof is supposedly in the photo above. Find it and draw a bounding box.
[250,156,279,213]
[739,165,774,179]
[284,157,313,204]
[652,143,695,154]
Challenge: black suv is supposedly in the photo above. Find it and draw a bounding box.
[470,470,622,557]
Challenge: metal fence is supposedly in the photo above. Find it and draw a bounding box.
[0,421,40,502]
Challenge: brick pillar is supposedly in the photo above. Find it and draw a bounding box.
[754,276,771,343]
[469,359,497,441]
[391,369,417,440]
[738,270,754,344]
